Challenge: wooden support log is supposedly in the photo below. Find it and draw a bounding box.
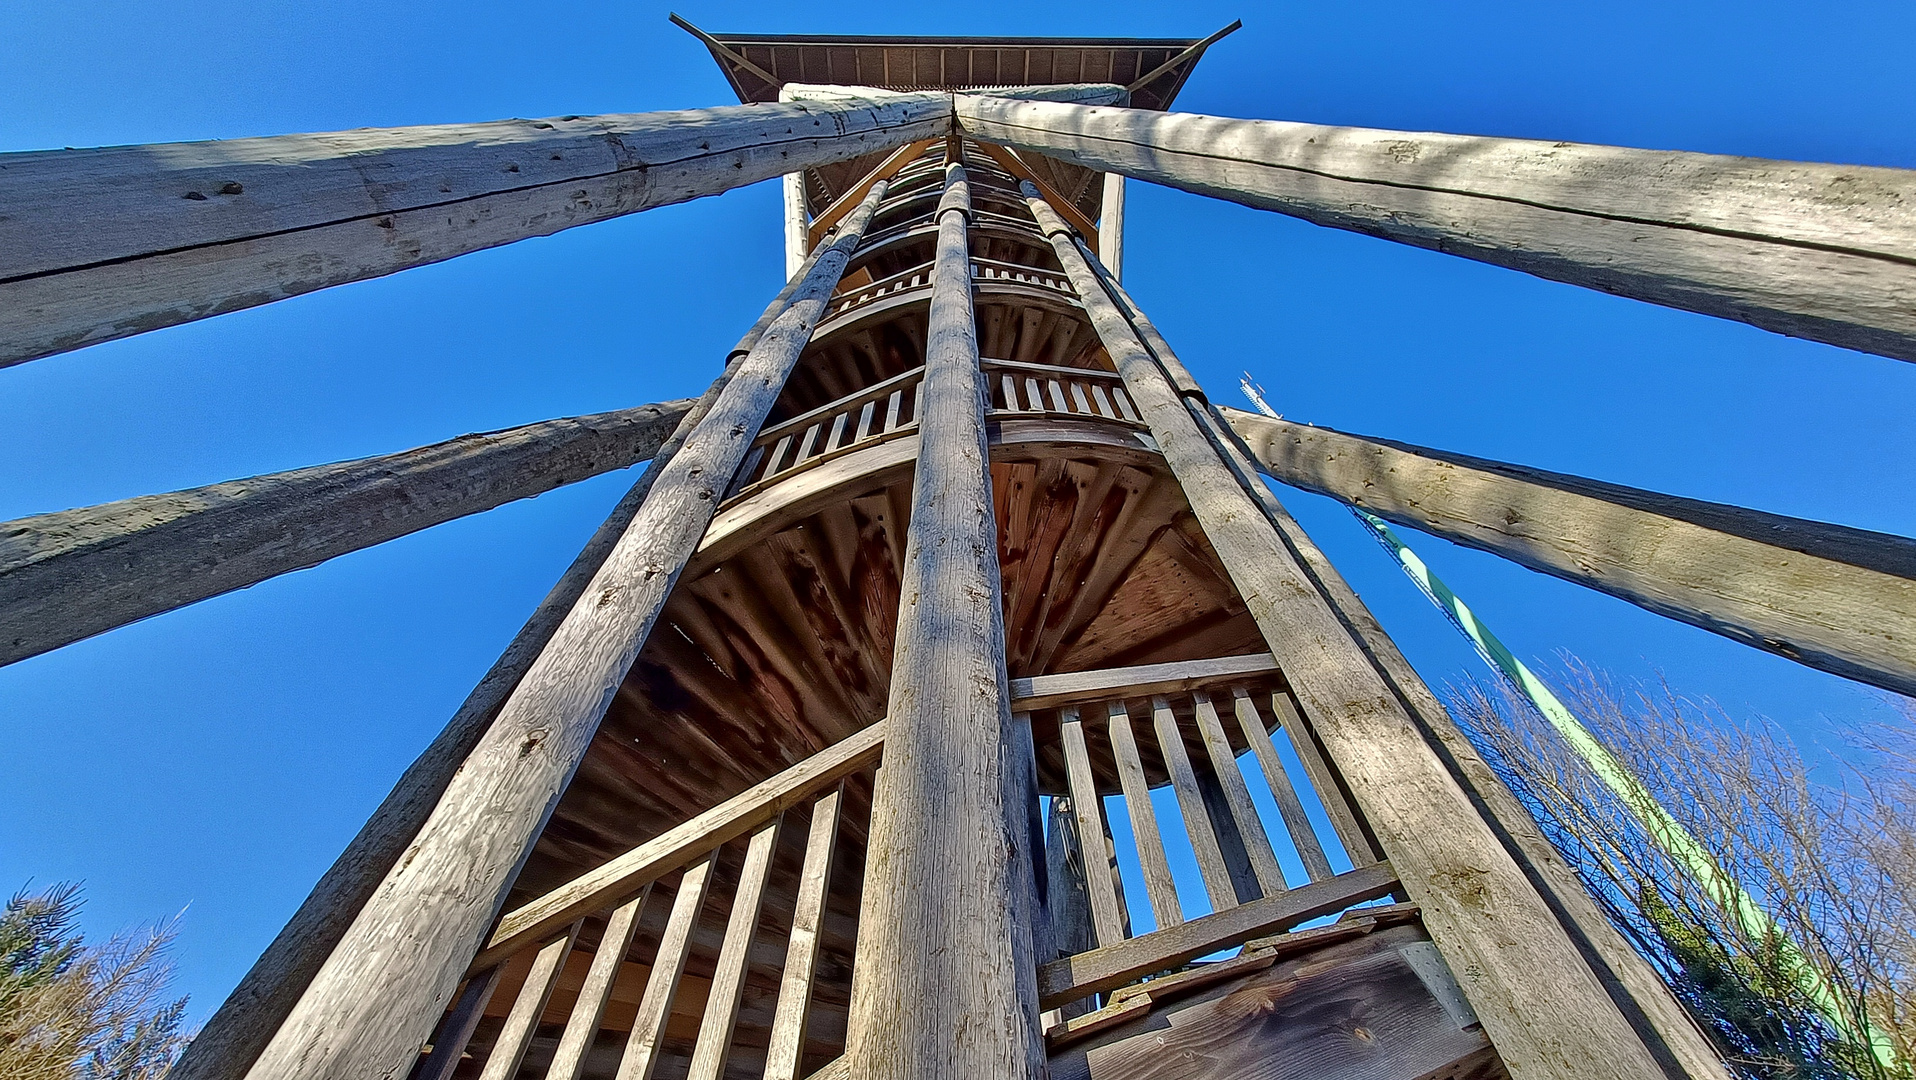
[1222,407,1916,697]
[1098,173,1125,281]
[963,95,1916,363]
[0,93,948,368]
[237,180,893,1080]
[1024,181,1677,1080]
[167,237,839,1080]
[845,164,1045,1080]
[0,401,691,668]
[1060,246,1753,1080]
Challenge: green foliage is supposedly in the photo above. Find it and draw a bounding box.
[0,883,190,1080]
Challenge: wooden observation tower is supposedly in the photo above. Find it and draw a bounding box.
[4,22,1914,1080]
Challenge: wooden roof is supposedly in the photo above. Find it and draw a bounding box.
[687,28,1227,220]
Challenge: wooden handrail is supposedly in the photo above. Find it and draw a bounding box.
[1009,652,1279,712]
[1036,861,1399,1008]
[751,365,926,449]
[982,356,1121,380]
[473,722,886,971]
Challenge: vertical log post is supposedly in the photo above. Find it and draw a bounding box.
[845,163,1046,1080]
[238,181,894,1080]
[1020,180,1673,1080]
[784,172,810,280]
[1083,242,1730,1080]
[169,238,843,1080]
[1098,174,1125,281]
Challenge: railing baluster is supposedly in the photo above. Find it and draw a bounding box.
[1025,378,1045,412]
[1090,383,1116,418]
[686,822,782,1080]
[855,400,876,442]
[1046,380,1070,412]
[826,411,849,453]
[1060,706,1128,946]
[1229,688,1335,881]
[614,857,717,1080]
[1149,695,1238,910]
[1265,690,1383,867]
[415,967,503,1080]
[1001,374,1021,412]
[795,423,822,465]
[1191,691,1289,896]
[546,889,651,1080]
[1111,387,1140,423]
[765,787,844,1080]
[479,922,582,1080]
[885,388,903,432]
[764,435,794,480]
[1069,382,1093,415]
[1106,701,1182,928]
[910,379,924,424]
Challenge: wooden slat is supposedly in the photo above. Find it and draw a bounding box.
[1231,688,1334,881]
[1222,406,1916,697]
[545,889,650,1080]
[614,857,716,1080]
[3,97,950,369]
[477,722,884,969]
[0,401,691,669]
[1263,690,1378,866]
[1105,702,1182,928]
[962,94,1916,364]
[1009,652,1278,713]
[478,924,580,1080]
[1191,691,1288,896]
[414,968,502,1080]
[1149,695,1238,909]
[764,788,844,1080]
[1059,707,1127,947]
[1035,862,1399,1008]
[686,821,781,1080]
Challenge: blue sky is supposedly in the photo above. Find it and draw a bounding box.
[3,0,1913,1025]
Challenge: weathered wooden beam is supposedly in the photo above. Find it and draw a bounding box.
[0,94,947,368]
[1025,182,1679,1080]
[235,181,893,1080]
[0,402,691,668]
[1195,412,1734,1080]
[964,96,1916,363]
[1098,173,1125,280]
[1223,407,1916,698]
[168,241,833,1080]
[845,164,1045,1080]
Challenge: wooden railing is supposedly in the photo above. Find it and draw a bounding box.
[415,654,1397,1077]
[826,253,1073,321]
[1012,654,1397,1014]
[417,726,885,1080]
[725,360,1143,502]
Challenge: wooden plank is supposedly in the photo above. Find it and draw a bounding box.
[615,857,716,1080]
[478,722,884,968]
[963,94,1916,363]
[1,95,950,368]
[1035,862,1399,1008]
[686,822,781,1080]
[1196,414,1733,1080]
[1191,691,1288,896]
[1060,707,1128,947]
[844,163,1044,1080]
[170,238,839,1080]
[413,967,502,1080]
[1009,652,1278,712]
[477,924,580,1080]
[1264,690,1379,866]
[1025,182,1679,1080]
[0,401,692,668]
[1149,695,1237,910]
[1105,702,1182,928]
[764,788,844,1080]
[1231,689,1334,882]
[240,181,897,1080]
[1221,406,1916,697]
[545,889,650,1080]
